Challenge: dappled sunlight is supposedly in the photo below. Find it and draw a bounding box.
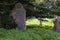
[26,18,54,27]
[42,21,54,27]
[26,19,40,26]
[35,0,43,4]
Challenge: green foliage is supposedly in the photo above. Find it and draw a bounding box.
[0,0,56,29]
[26,1,55,18]
[0,8,15,29]
[0,27,60,40]
[0,0,33,29]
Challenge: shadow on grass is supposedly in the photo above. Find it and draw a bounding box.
[27,24,40,28]
[27,25,53,29]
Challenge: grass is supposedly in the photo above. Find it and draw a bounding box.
[26,18,54,28]
[0,18,60,40]
[0,27,60,40]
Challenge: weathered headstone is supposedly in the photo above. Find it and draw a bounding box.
[11,3,26,30]
[53,18,60,32]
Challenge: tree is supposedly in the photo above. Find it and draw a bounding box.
[0,0,59,29]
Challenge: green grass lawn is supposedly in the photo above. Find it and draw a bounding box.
[0,27,60,40]
[0,18,60,40]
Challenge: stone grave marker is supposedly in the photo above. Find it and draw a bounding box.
[11,3,26,30]
[53,18,60,32]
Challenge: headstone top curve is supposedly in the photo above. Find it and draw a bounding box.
[14,3,23,9]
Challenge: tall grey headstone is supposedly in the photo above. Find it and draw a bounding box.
[11,3,26,30]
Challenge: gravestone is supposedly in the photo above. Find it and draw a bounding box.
[11,3,26,30]
[53,18,60,32]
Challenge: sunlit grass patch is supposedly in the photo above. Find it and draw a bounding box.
[42,18,54,27]
[26,18,40,26]
[26,18,54,27]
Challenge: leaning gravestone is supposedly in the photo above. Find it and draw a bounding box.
[53,18,60,32]
[11,3,26,30]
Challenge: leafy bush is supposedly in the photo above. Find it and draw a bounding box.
[1,10,16,29]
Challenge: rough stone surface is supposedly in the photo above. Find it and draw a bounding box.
[11,3,26,30]
[53,18,60,32]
